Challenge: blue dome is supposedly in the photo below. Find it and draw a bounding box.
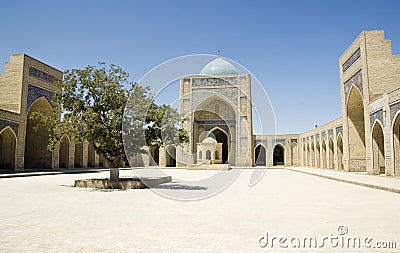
[200,57,239,75]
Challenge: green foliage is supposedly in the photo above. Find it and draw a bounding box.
[145,104,189,148]
[31,62,188,169]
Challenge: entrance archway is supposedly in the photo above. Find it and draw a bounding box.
[372,121,385,174]
[393,113,400,176]
[273,144,284,166]
[311,142,315,167]
[347,86,366,171]
[165,145,176,167]
[88,142,95,167]
[291,143,298,166]
[150,146,160,165]
[99,155,105,167]
[74,141,83,167]
[255,144,266,166]
[321,139,327,168]
[316,141,321,168]
[211,128,228,164]
[59,135,69,168]
[0,127,16,170]
[25,98,52,169]
[328,137,334,169]
[193,95,235,165]
[337,134,344,170]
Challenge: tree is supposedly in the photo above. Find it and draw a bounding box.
[31,62,188,181]
[32,63,146,181]
[145,103,189,148]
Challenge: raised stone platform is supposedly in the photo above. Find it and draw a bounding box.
[187,164,231,170]
[74,176,172,189]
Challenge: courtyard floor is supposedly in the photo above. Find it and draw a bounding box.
[1,168,399,252]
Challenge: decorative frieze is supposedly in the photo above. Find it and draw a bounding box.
[390,102,400,122]
[192,77,238,87]
[254,139,267,147]
[183,99,190,114]
[342,48,361,72]
[274,139,286,146]
[240,96,247,113]
[183,81,190,94]
[0,119,19,136]
[29,66,58,83]
[27,84,54,111]
[370,109,384,127]
[194,119,235,125]
[344,70,363,102]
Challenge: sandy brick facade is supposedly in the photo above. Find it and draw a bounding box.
[1,30,399,176]
[0,54,104,171]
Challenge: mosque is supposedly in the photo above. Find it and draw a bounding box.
[1,30,399,176]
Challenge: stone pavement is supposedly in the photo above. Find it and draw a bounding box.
[286,167,400,194]
[0,168,399,252]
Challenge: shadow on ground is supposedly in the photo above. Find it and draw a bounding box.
[151,182,208,190]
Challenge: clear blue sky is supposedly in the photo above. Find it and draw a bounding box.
[1,0,399,134]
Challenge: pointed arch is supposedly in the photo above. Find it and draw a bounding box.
[74,138,84,168]
[193,94,235,164]
[328,137,334,169]
[371,119,385,174]
[254,143,267,166]
[208,126,229,138]
[149,146,160,166]
[208,127,229,164]
[99,154,106,167]
[0,126,17,170]
[392,111,400,176]
[337,133,344,170]
[273,143,285,166]
[315,140,321,168]
[59,134,70,168]
[26,96,52,115]
[346,85,366,171]
[321,139,327,168]
[290,142,298,166]
[25,97,53,169]
[165,144,176,167]
[195,93,237,116]
[87,142,95,167]
[310,141,315,167]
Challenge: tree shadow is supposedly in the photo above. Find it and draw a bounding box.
[151,182,208,190]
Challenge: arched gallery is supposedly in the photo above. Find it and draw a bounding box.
[0,30,399,176]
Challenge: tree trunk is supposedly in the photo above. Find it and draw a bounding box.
[110,158,120,181]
